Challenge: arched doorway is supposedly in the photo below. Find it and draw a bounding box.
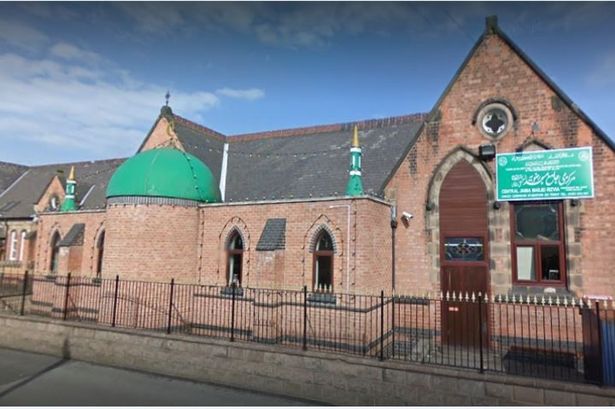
[439,160,489,346]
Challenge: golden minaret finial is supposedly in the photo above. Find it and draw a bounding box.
[68,166,75,180]
[352,125,360,147]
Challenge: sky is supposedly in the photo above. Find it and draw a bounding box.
[0,1,614,165]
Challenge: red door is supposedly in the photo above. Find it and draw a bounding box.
[439,161,489,347]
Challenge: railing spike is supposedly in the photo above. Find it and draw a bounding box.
[512,294,517,304]
[533,295,538,305]
[548,296,553,306]
[555,296,560,306]
[465,291,469,302]
[505,293,509,303]
[471,292,476,302]
[446,291,450,301]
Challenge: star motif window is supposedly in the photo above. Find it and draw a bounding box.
[476,102,513,139]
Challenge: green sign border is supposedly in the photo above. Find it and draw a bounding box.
[495,146,595,202]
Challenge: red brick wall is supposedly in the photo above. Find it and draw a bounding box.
[35,211,106,275]
[384,32,615,297]
[103,204,199,283]
[198,197,392,294]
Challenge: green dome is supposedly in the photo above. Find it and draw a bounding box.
[106,148,221,203]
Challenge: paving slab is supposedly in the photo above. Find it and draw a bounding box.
[0,347,318,406]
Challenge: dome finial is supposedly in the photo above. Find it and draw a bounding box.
[165,90,171,106]
[352,124,360,147]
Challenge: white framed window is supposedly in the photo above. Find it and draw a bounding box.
[18,230,26,261]
[8,230,18,261]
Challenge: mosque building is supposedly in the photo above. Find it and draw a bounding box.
[1,16,614,300]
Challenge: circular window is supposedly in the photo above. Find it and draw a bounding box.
[476,103,513,139]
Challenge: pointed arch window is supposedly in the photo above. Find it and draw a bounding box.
[96,230,105,277]
[313,230,334,291]
[49,231,61,274]
[226,231,244,286]
[8,230,18,261]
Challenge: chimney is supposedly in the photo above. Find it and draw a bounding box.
[486,15,498,34]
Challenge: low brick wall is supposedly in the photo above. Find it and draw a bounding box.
[0,315,613,405]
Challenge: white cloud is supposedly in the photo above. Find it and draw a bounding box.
[0,50,220,157]
[49,42,103,65]
[216,87,265,101]
[0,18,49,51]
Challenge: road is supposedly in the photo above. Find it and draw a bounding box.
[0,347,318,406]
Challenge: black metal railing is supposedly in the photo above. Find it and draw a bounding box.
[0,271,613,386]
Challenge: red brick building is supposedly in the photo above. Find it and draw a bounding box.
[2,16,613,301]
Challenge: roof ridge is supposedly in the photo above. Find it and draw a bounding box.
[227,113,429,142]
[28,157,127,169]
[0,161,28,169]
[173,114,227,141]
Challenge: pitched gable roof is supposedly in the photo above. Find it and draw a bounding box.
[0,161,28,196]
[379,16,614,192]
[172,115,225,186]
[0,158,124,219]
[223,114,426,202]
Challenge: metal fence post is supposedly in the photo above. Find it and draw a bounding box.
[20,270,29,316]
[303,285,308,350]
[230,282,236,342]
[380,290,385,361]
[112,275,119,327]
[167,278,175,334]
[63,273,71,321]
[391,293,395,360]
[478,293,484,373]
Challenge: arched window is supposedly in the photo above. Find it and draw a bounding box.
[313,230,334,291]
[95,230,105,277]
[49,231,61,274]
[226,231,243,286]
[8,230,18,261]
[18,230,27,261]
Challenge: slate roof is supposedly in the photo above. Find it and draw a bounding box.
[173,115,226,186]
[224,114,426,202]
[0,161,28,196]
[58,223,85,247]
[0,158,125,219]
[256,218,287,251]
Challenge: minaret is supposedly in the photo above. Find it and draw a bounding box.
[60,166,76,212]
[345,125,364,196]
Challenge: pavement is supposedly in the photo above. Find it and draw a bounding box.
[0,347,318,406]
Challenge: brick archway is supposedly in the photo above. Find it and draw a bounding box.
[425,148,496,290]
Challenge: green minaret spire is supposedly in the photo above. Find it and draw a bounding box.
[60,166,77,212]
[345,125,364,196]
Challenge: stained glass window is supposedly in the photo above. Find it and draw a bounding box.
[444,237,484,261]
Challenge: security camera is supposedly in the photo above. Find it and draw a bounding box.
[401,212,413,221]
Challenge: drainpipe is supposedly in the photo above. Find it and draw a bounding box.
[390,205,398,292]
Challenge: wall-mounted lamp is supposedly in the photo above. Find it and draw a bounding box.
[493,201,501,210]
[478,144,496,161]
